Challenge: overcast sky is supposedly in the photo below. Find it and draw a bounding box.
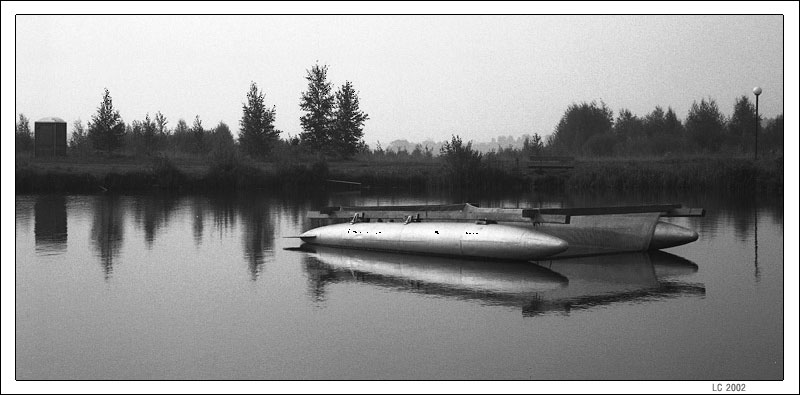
[13,14,786,147]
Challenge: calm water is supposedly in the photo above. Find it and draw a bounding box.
[14,191,784,380]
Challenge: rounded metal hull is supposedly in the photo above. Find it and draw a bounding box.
[648,221,699,250]
[300,222,569,260]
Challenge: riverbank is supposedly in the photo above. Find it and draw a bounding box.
[14,154,783,194]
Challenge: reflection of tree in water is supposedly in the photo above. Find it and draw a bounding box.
[34,195,68,252]
[91,195,125,279]
[132,194,177,248]
[239,198,275,280]
[192,196,205,246]
[302,256,338,303]
[209,194,237,237]
[280,195,314,230]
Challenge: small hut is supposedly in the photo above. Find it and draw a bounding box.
[34,117,67,157]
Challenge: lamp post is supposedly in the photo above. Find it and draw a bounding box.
[753,86,762,160]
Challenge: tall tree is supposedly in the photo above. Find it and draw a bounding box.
[299,64,335,151]
[88,88,126,152]
[191,115,205,154]
[549,101,614,154]
[332,81,369,158]
[239,82,278,157]
[154,111,168,135]
[15,113,33,152]
[663,107,683,136]
[727,95,758,149]
[614,109,643,143]
[685,98,725,152]
[643,106,666,137]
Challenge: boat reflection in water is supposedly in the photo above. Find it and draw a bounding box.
[527,251,705,316]
[295,245,705,316]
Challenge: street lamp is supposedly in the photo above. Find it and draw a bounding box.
[753,86,762,160]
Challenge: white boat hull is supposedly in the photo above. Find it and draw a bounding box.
[300,221,568,260]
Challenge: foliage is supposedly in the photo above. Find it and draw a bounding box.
[191,115,206,154]
[154,111,168,136]
[583,133,617,156]
[239,82,279,158]
[331,81,369,158]
[69,119,91,155]
[142,113,158,152]
[523,134,544,156]
[299,64,335,151]
[15,113,33,152]
[549,101,614,154]
[727,95,758,150]
[439,135,483,188]
[88,88,126,152]
[685,98,725,152]
[761,114,783,155]
[172,118,192,153]
[209,121,236,158]
[149,154,187,189]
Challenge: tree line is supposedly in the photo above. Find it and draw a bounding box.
[16,74,783,161]
[545,97,783,157]
[15,63,368,160]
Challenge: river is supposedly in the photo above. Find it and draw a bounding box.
[14,190,784,380]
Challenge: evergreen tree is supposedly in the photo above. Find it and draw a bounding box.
[523,134,544,156]
[191,115,205,154]
[299,64,335,151]
[239,82,278,157]
[152,111,169,151]
[88,88,126,151]
[332,81,369,158]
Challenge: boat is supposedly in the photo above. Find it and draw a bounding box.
[297,203,703,259]
[298,219,568,260]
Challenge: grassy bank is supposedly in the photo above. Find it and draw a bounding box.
[561,157,783,194]
[15,154,783,194]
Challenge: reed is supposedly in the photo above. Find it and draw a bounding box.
[563,157,782,193]
[15,154,782,194]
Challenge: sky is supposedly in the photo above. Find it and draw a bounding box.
[12,13,786,148]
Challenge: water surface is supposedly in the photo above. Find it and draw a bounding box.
[15,191,784,380]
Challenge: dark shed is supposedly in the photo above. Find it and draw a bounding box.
[34,117,67,157]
